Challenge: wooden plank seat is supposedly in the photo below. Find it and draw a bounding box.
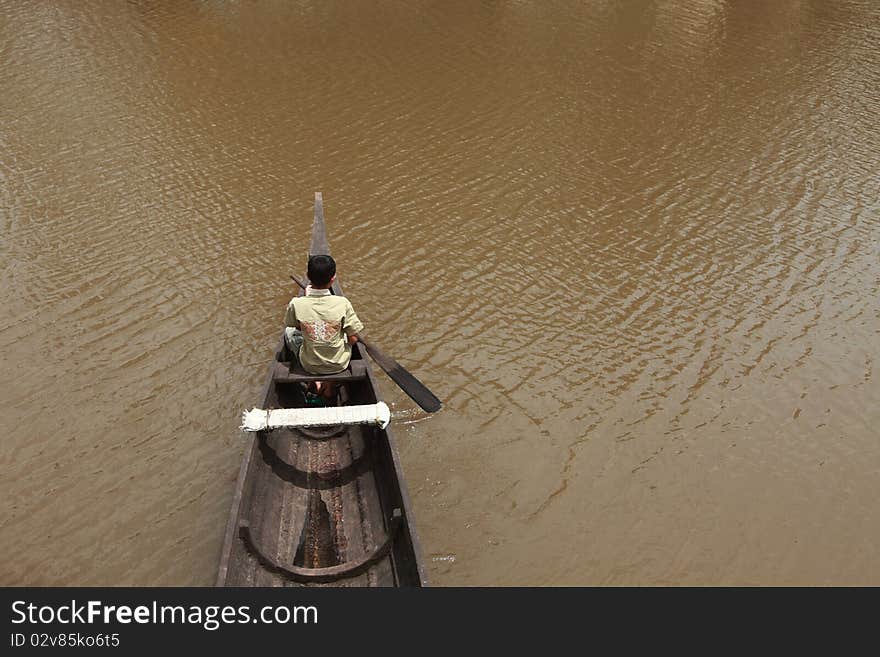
[272,359,368,384]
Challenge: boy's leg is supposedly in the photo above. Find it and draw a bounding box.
[283,327,303,366]
[319,382,338,400]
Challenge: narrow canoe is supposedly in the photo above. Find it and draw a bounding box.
[216,192,427,587]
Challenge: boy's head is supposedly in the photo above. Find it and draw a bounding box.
[307,255,336,288]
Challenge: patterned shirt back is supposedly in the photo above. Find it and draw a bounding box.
[284,290,364,374]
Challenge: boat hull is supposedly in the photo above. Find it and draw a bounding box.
[216,194,426,587]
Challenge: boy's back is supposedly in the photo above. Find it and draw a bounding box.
[285,289,363,374]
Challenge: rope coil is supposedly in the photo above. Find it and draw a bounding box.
[240,402,391,432]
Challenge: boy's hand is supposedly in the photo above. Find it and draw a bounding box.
[304,284,313,296]
[348,333,359,345]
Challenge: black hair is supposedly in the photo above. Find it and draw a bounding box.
[307,255,336,287]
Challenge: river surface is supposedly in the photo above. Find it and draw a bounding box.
[1,1,878,585]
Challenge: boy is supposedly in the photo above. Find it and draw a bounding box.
[283,254,363,402]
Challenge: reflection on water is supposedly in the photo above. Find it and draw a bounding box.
[1,0,878,585]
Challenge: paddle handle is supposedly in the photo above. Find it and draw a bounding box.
[290,273,308,291]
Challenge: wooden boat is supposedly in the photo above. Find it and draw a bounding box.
[217,192,427,587]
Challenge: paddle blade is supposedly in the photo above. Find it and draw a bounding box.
[361,342,442,413]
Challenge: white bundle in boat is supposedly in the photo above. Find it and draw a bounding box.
[240,402,391,432]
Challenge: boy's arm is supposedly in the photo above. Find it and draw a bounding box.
[342,300,364,343]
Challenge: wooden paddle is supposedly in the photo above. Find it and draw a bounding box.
[290,274,442,413]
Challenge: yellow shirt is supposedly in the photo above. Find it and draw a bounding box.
[284,289,364,374]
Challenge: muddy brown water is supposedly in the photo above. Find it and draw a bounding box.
[1,1,878,585]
